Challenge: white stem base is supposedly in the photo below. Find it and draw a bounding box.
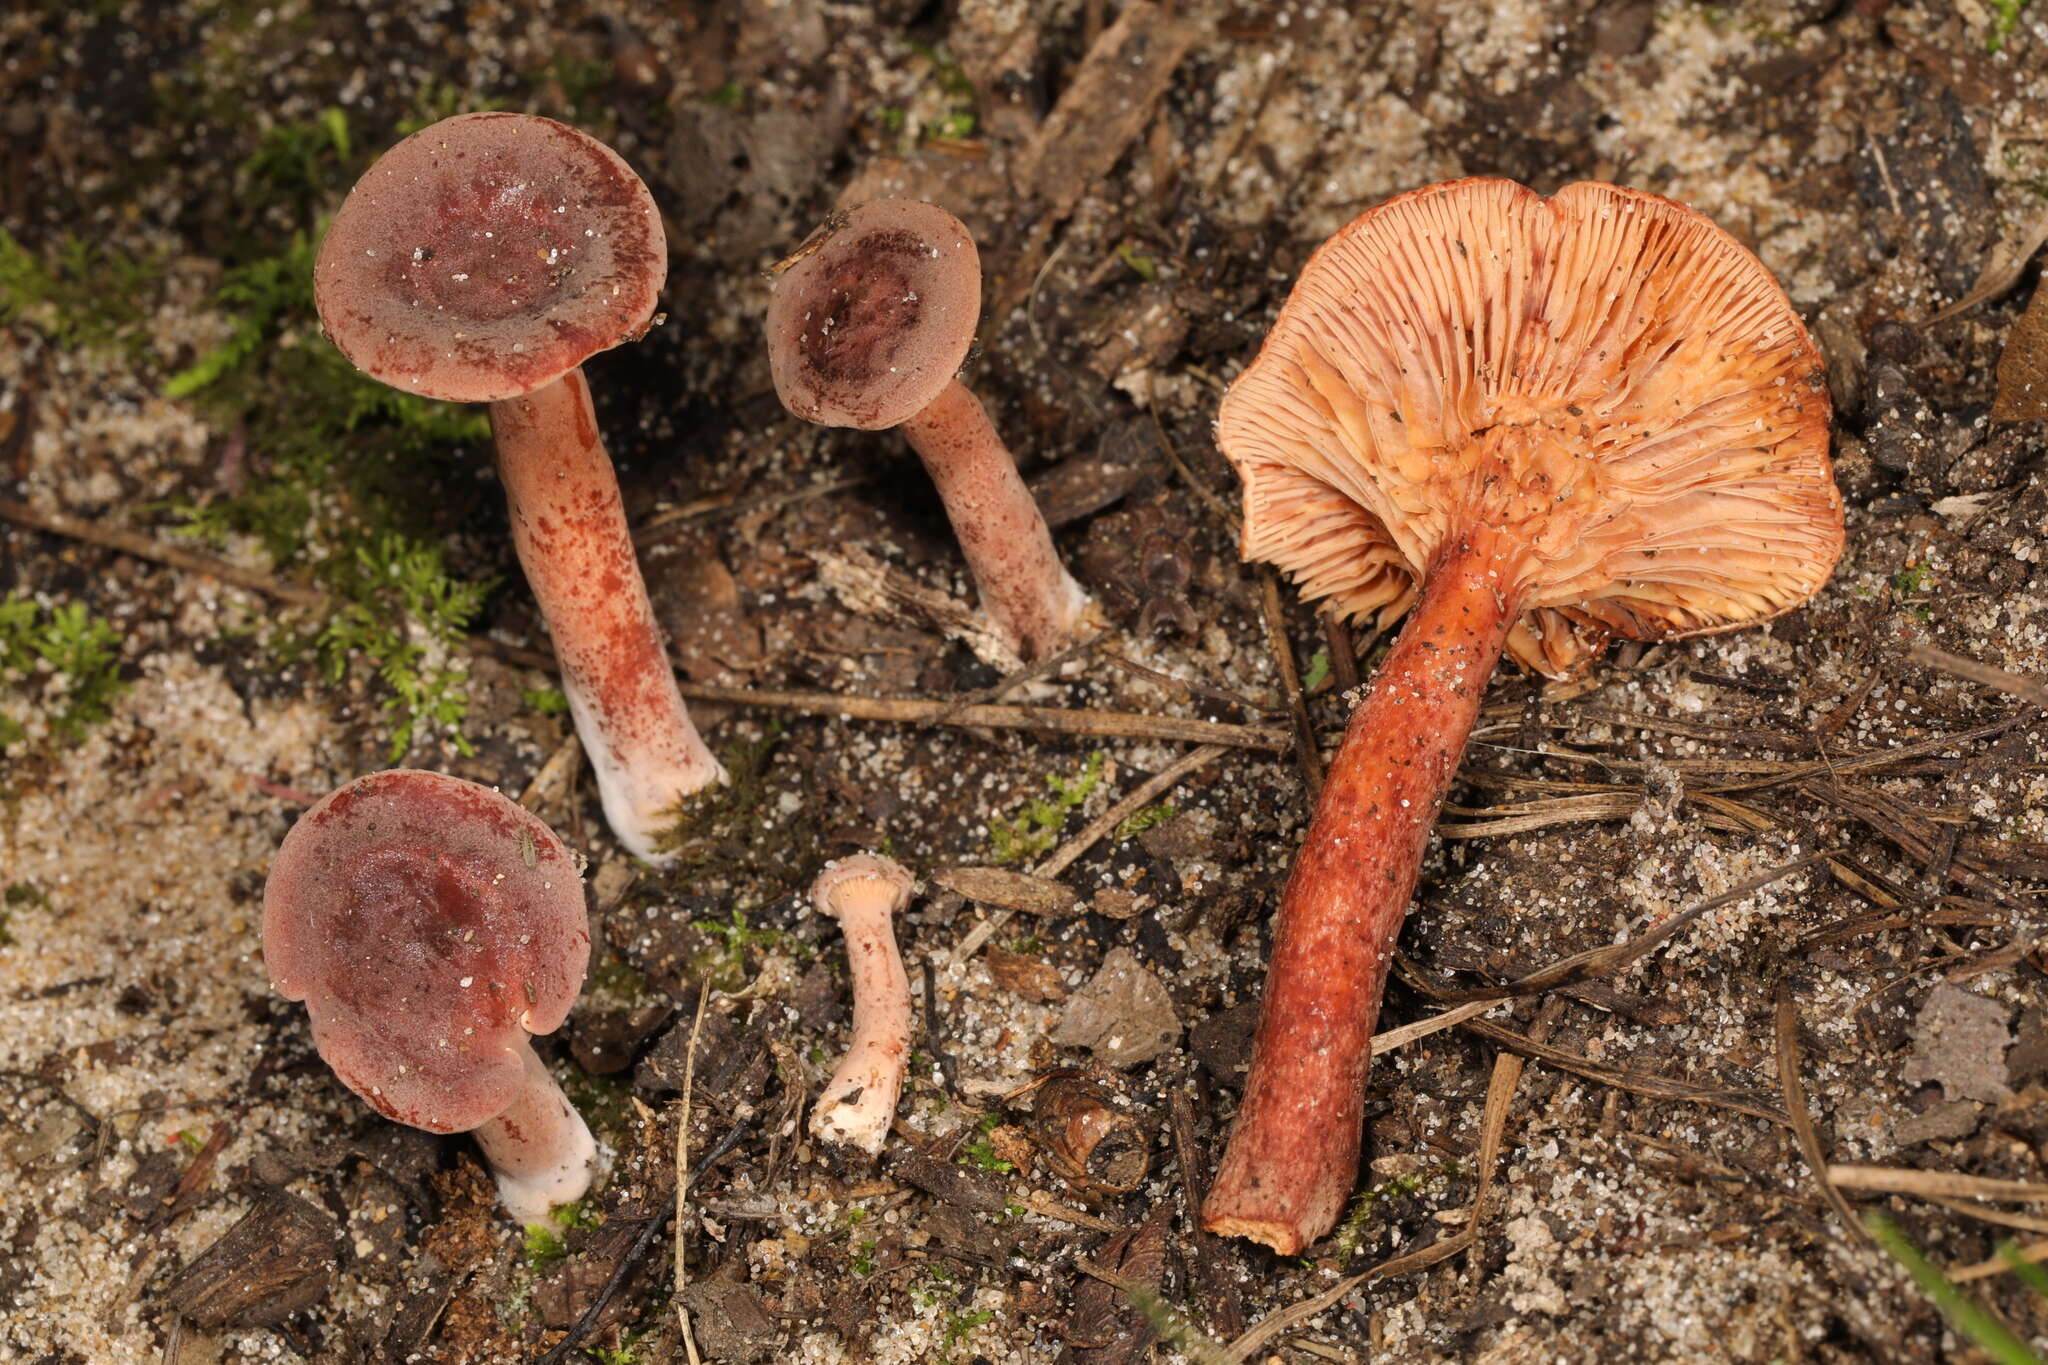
[563,671,727,865]
[473,1044,598,1224]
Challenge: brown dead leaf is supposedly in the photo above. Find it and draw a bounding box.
[987,946,1068,1001]
[1052,948,1180,1068]
[1994,283,2048,423]
[933,865,1082,915]
[1902,982,2013,1104]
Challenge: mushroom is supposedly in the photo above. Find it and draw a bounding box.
[262,768,596,1223]
[314,113,722,863]
[765,199,1092,663]
[807,852,918,1154]
[1202,178,1844,1254]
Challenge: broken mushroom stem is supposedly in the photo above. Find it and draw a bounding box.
[473,1040,600,1225]
[1201,528,1523,1254]
[808,852,918,1154]
[899,378,1093,663]
[489,367,726,849]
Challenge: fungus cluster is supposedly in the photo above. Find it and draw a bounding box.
[294,121,1849,1269]
[315,113,722,863]
[766,199,1093,663]
[263,769,595,1224]
[1201,178,1844,1255]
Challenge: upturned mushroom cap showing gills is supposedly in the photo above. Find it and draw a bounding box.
[314,112,666,404]
[766,199,982,430]
[1221,177,1842,674]
[263,769,590,1134]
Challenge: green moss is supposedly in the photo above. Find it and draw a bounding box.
[591,1333,648,1365]
[0,229,160,361]
[850,1239,877,1276]
[1331,1159,1465,1265]
[586,958,651,1005]
[646,725,824,920]
[397,83,507,138]
[1113,802,1176,845]
[133,97,504,763]
[300,536,495,761]
[942,1307,997,1358]
[0,883,39,945]
[1300,648,1331,692]
[1987,0,2034,53]
[1116,244,1159,282]
[989,751,1104,864]
[906,40,977,140]
[523,686,570,717]
[0,597,128,747]
[558,1070,635,1149]
[534,53,613,124]
[956,1113,1014,1174]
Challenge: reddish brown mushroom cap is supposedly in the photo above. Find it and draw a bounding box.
[765,199,981,429]
[1220,177,1843,676]
[262,769,590,1134]
[314,112,666,404]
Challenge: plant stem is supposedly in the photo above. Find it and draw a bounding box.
[1202,527,1524,1254]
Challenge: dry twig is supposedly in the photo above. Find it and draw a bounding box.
[1826,1166,2048,1203]
[1260,566,1325,800]
[1775,980,1873,1247]
[1908,642,2048,710]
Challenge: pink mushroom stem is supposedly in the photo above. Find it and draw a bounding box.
[1202,528,1525,1254]
[472,1040,600,1224]
[808,853,917,1154]
[490,367,725,861]
[900,379,1092,663]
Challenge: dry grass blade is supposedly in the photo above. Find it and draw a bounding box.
[1950,1239,2048,1284]
[1512,714,2030,788]
[632,474,872,544]
[1440,792,1639,838]
[1260,566,1325,801]
[1147,402,1241,538]
[1928,1196,2048,1236]
[0,497,1287,755]
[0,497,330,607]
[1442,787,1781,839]
[1414,850,1836,1006]
[1775,980,1873,1247]
[1370,999,1500,1054]
[675,980,711,1365]
[1461,1018,1790,1127]
[1827,1166,2048,1202]
[929,630,1106,725]
[1701,715,2030,794]
[675,682,1290,752]
[1909,643,2048,710]
[1572,705,1816,752]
